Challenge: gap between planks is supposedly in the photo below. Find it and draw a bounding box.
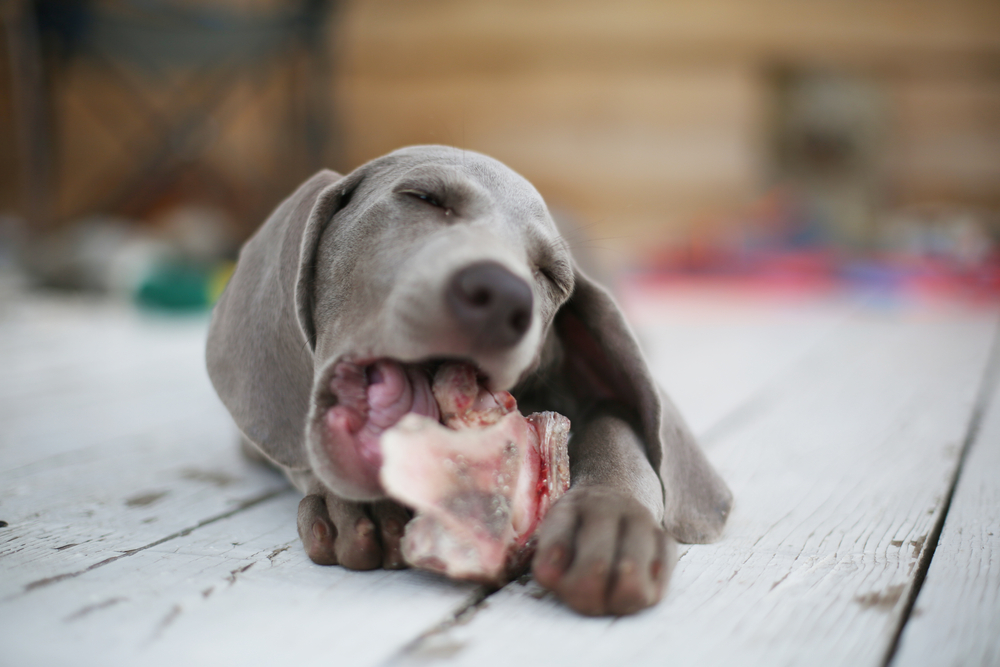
[383,586,498,665]
[8,488,292,600]
[879,321,1000,667]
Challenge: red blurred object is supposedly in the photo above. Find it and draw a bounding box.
[636,189,1000,304]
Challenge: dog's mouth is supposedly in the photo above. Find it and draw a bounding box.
[314,356,507,498]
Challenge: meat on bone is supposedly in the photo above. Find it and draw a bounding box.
[379,362,571,583]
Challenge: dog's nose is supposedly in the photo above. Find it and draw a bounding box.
[447,261,533,350]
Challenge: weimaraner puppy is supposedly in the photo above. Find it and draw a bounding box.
[206,145,731,616]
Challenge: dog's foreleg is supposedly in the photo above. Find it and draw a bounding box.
[531,412,674,615]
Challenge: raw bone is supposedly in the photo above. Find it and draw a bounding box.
[379,363,571,583]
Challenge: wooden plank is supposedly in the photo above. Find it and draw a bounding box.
[0,493,481,667]
[0,295,482,666]
[0,296,219,469]
[891,341,1000,667]
[387,307,999,666]
[626,289,849,436]
[0,291,841,666]
[0,290,828,595]
[0,423,291,595]
[0,295,293,594]
[8,291,994,666]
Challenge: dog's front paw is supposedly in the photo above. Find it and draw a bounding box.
[531,486,674,616]
[297,494,411,570]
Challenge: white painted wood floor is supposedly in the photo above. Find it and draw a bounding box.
[2,284,998,667]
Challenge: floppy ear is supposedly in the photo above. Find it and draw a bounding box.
[206,169,360,470]
[555,267,733,543]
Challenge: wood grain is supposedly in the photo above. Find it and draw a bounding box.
[891,336,1000,667]
[1,493,482,667]
[0,295,290,595]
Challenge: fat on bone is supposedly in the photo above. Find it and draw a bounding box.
[379,363,570,583]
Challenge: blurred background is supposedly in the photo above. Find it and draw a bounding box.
[1,0,998,309]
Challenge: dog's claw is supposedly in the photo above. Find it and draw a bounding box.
[297,493,411,572]
[297,495,339,565]
[531,486,673,616]
[372,501,411,570]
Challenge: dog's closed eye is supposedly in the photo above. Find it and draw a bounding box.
[533,245,574,297]
[399,189,451,214]
[536,265,571,298]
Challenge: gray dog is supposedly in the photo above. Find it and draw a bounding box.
[206,145,731,616]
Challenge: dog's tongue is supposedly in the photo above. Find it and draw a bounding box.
[380,362,571,584]
[326,360,439,471]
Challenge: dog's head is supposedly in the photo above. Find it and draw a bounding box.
[300,146,585,498]
[207,146,729,542]
[303,146,572,392]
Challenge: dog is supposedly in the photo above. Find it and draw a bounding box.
[206,145,731,616]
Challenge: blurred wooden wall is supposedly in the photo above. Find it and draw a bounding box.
[2,0,998,264]
[332,0,1000,263]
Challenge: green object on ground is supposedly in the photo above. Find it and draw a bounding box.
[135,261,214,310]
